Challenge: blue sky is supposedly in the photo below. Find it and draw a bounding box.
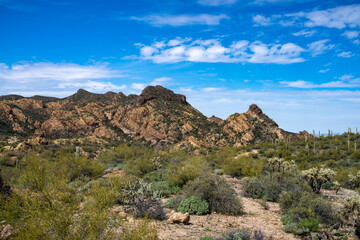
[1,0,360,133]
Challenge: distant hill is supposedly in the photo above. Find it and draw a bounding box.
[0,86,310,148]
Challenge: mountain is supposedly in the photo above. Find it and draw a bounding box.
[0,86,310,148]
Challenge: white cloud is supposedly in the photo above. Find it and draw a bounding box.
[304,4,360,29]
[292,29,316,37]
[0,62,121,81]
[138,38,305,64]
[338,51,354,58]
[131,83,146,90]
[0,62,126,97]
[280,74,360,88]
[280,80,360,88]
[257,4,360,30]
[339,74,354,81]
[319,69,330,73]
[253,15,272,26]
[150,77,172,86]
[343,31,360,39]
[202,87,223,92]
[131,14,229,27]
[307,39,334,56]
[198,0,237,6]
[58,81,126,91]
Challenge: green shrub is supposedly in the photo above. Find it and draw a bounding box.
[221,229,251,240]
[279,190,337,229]
[124,179,165,220]
[242,175,309,202]
[222,156,263,177]
[166,156,210,187]
[281,209,319,236]
[199,236,215,240]
[182,173,243,215]
[178,196,209,215]
[151,181,181,197]
[165,196,184,210]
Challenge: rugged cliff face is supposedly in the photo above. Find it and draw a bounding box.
[0,85,310,147]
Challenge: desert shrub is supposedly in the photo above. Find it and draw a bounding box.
[199,236,215,240]
[182,173,243,215]
[220,229,251,240]
[166,156,210,187]
[178,196,209,215]
[242,174,309,202]
[350,150,360,161]
[165,195,184,210]
[340,196,360,237]
[125,157,157,178]
[222,156,263,177]
[0,157,128,240]
[120,218,158,240]
[301,167,336,193]
[124,179,165,220]
[279,190,337,236]
[151,181,181,197]
[281,210,319,236]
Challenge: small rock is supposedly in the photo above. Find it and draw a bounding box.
[196,222,203,227]
[168,212,190,225]
[118,211,127,219]
[1,224,13,239]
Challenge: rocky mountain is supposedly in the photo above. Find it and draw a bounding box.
[0,85,310,148]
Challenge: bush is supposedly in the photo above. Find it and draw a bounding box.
[182,173,243,215]
[242,174,309,202]
[165,196,184,210]
[222,156,263,177]
[178,196,209,215]
[199,237,215,240]
[279,190,337,225]
[124,179,165,220]
[151,181,181,197]
[281,209,319,236]
[340,196,360,237]
[166,156,210,187]
[220,229,251,240]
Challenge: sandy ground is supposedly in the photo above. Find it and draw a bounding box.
[155,176,299,240]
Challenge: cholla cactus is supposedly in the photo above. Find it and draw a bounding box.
[340,196,360,237]
[348,171,360,189]
[125,179,161,204]
[333,181,341,194]
[267,157,296,181]
[301,167,336,194]
[150,156,163,169]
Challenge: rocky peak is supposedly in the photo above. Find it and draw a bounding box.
[246,104,263,116]
[137,85,188,105]
[67,89,94,101]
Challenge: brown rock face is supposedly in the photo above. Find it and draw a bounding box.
[0,86,302,148]
[137,85,187,105]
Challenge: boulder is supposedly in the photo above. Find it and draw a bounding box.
[168,212,190,224]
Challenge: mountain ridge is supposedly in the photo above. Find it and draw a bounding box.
[0,85,311,148]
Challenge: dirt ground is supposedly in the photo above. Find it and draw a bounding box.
[155,176,299,240]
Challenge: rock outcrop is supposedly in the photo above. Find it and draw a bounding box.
[0,86,310,148]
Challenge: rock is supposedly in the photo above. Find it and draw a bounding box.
[0,224,13,239]
[196,222,203,227]
[168,212,190,225]
[137,85,188,106]
[118,211,127,219]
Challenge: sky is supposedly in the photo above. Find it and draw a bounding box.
[1,0,360,133]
